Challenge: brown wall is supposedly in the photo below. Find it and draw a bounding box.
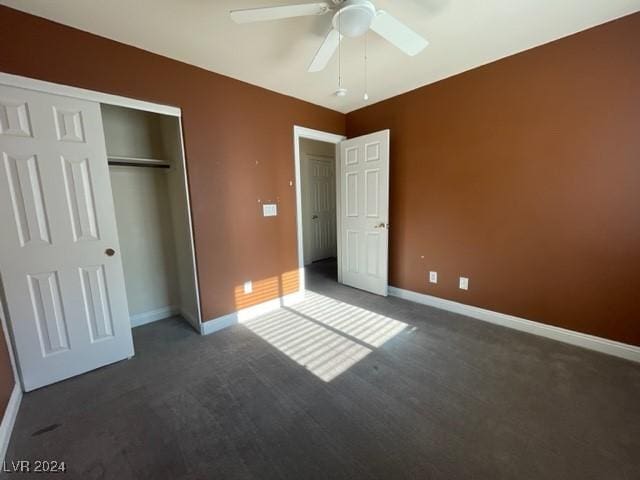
[0,309,14,417]
[0,6,344,324]
[347,12,640,346]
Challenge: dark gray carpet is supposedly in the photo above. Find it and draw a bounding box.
[4,260,640,479]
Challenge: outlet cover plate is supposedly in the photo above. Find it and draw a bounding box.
[263,204,277,216]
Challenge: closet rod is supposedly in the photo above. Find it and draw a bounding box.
[108,161,170,169]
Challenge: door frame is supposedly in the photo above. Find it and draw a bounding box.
[293,126,346,291]
[0,72,204,376]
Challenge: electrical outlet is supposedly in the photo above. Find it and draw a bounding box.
[459,277,469,290]
[429,271,438,284]
[243,281,253,294]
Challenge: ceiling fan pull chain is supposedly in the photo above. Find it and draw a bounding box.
[364,31,369,101]
[338,12,342,90]
[334,10,347,97]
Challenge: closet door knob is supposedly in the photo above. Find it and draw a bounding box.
[105,248,116,257]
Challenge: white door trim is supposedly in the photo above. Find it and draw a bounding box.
[0,72,180,117]
[176,117,203,329]
[293,126,345,291]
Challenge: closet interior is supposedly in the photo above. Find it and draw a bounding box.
[101,104,200,331]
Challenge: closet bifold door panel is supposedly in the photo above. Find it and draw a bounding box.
[0,84,134,391]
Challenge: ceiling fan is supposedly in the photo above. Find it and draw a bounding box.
[230,0,429,73]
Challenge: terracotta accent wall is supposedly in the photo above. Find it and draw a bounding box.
[0,320,14,417]
[0,6,344,325]
[347,13,640,346]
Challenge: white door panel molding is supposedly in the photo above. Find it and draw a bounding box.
[339,130,389,296]
[0,84,134,391]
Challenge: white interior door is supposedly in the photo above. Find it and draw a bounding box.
[339,130,389,296]
[0,84,134,391]
[305,155,336,263]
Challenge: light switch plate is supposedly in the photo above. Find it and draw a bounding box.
[429,271,437,284]
[459,277,469,290]
[263,204,277,217]
[243,281,252,294]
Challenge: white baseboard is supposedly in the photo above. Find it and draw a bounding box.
[0,384,22,463]
[200,291,305,336]
[388,287,640,363]
[130,305,179,328]
[200,313,238,336]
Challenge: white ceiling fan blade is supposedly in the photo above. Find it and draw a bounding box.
[308,29,342,72]
[370,10,429,56]
[230,2,330,24]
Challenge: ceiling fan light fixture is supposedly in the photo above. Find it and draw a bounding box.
[332,0,376,38]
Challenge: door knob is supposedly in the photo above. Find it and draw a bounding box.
[105,248,116,257]
[312,215,318,219]
[374,223,387,229]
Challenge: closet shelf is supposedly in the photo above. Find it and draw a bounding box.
[107,155,170,168]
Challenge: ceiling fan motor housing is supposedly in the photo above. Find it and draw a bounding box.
[332,0,376,37]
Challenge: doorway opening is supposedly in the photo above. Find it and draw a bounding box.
[293,126,390,297]
[293,127,345,291]
[300,138,338,280]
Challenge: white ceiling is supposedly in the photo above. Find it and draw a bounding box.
[3,0,639,113]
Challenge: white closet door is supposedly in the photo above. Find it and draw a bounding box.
[339,130,390,296]
[307,156,336,262]
[0,84,134,391]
